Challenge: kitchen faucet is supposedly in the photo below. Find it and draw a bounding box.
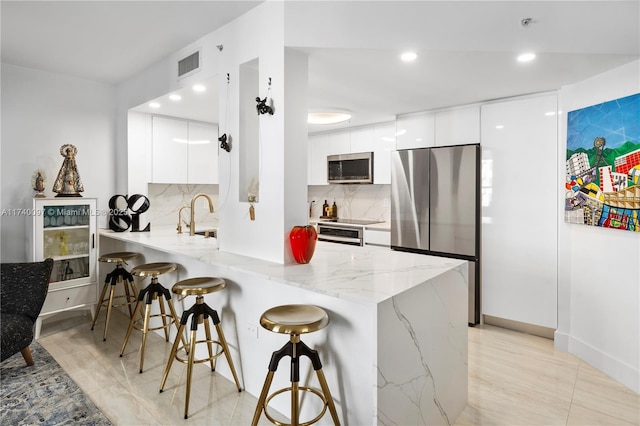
[190,193,214,236]
[176,205,191,234]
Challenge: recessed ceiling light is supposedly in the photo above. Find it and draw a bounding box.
[400,51,418,62]
[193,84,206,92]
[169,94,182,101]
[307,112,352,125]
[148,102,161,108]
[545,111,556,116]
[517,52,536,62]
[496,125,505,129]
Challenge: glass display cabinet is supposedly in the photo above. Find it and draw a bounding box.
[29,198,97,338]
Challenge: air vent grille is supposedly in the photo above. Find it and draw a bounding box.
[178,51,200,77]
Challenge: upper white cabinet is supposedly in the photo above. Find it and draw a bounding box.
[330,131,351,155]
[308,121,395,185]
[151,116,218,184]
[308,133,331,185]
[372,122,396,184]
[152,116,188,183]
[187,121,219,184]
[349,127,374,153]
[434,106,480,146]
[396,112,435,150]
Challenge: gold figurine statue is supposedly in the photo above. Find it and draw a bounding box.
[53,144,84,197]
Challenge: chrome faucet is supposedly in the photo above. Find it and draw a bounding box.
[176,205,191,234]
[190,193,214,236]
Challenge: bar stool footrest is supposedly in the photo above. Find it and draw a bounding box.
[263,386,328,426]
[174,340,225,365]
[98,294,138,309]
[132,314,177,332]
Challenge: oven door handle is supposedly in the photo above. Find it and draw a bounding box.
[318,235,362,244]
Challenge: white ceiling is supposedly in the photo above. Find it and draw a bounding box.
[2,1,639,132]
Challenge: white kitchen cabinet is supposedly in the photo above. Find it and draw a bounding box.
[308,133,331,185]
[364,228,391,247]
[187,121,219,184]
[330,131,351,154]
[151,116,218,184]
[29,198,98,338]
[310,122,395,185]
[396,111,435,149]
[373,122,396,184]
[480,94,558,329]
[349,127,374,153]
[435,105,480,146]
[152,116,188,183]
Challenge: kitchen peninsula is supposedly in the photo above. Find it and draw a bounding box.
[100,227,468,425]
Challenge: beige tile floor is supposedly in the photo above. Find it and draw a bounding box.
[37,312,639,425]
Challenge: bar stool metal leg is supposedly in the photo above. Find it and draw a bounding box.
[251,303,340,426]
[159,294,242,419]
[119,277,185,373]
[91,263,138,341]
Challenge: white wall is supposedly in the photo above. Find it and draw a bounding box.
[556,60,640,393]
[1,63,116,262]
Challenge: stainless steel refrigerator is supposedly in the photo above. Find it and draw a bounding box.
[390,144,481,324]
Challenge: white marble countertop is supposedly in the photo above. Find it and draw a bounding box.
[100,227,464,306]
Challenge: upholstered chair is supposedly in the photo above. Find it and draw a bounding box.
[1,258,53,365]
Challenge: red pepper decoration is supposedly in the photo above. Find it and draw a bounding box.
[289,225,318,264]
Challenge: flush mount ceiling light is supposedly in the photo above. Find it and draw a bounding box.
[400,51,418,62]
[517,52,536,62]
[307,111,352,125]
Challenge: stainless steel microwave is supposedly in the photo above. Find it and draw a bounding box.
[327,152,374,184]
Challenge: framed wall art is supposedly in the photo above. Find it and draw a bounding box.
[565,93,640,232]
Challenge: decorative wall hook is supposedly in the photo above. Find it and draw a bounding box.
[219,133,231,152]
[219,73,231,152]
[256,77,274,115]
[255,97,273,115]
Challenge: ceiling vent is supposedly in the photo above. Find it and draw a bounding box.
[178,50,200,79]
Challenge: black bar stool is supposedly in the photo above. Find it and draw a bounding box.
[159,277,242,419]
[119,262,185,373]
[91,251,140,341]
[252,304,340,426]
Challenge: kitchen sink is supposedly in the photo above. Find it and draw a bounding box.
[194,229,217,238]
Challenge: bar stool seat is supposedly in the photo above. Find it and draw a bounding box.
[159,277,242,419]
[119,262,185,373]
[91,251,140,341]
[252,304,340,426]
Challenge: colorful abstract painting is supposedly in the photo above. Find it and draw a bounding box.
[565,93,640,232]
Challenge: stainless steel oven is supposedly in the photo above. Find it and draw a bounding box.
[317,219,383,246]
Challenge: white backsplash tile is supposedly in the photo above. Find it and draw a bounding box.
[146,183,219,228]
[308,184,390,222]
[147,183,390,228]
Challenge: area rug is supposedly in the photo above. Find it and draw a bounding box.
[0,341,112,425]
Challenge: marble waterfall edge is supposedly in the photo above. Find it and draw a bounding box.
[376,264,468,425]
